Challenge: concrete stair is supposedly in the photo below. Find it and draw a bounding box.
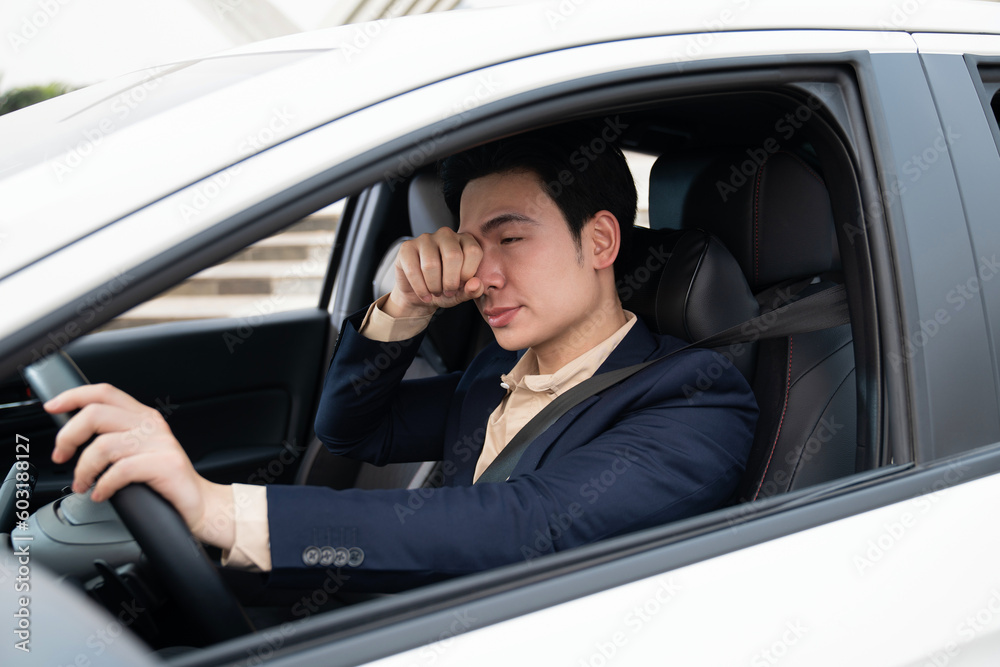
[104,213,338,330]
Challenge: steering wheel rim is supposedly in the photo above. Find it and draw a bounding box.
[23,351,254,644]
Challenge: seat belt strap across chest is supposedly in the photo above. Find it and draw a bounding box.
[475,283,849,484]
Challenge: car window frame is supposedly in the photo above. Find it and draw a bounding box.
[168,54,917,667]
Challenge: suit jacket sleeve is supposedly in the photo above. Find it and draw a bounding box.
[313,310,462,465]
[271,346,756,591]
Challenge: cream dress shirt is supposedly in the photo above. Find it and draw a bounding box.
[222,296,635,571]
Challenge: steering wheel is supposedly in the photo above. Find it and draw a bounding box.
[22,351,254,645]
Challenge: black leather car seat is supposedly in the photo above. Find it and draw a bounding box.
[619,226,759,380]
[650,148,858,501]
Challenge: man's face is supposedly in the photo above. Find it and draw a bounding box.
[457,170,610,361]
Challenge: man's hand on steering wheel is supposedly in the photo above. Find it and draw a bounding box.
[45,383,236,551]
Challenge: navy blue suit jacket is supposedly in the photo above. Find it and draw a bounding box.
[266,312,757,590]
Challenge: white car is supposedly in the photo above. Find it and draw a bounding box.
[3,1,1000,665]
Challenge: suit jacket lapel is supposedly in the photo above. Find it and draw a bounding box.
[506,318,664,475]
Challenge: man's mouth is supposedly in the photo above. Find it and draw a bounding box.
[482,306,521,328]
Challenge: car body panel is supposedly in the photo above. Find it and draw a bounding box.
[355,460,1000,667]
[867,52,1000,459]
[918,50,1000,456]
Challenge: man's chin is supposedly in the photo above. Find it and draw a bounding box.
[490,327,535,352]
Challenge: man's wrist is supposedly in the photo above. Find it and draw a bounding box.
[191,481,237,551]
[383,292,438,319]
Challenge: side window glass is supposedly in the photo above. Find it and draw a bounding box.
[623,150,654,228]
[101,200,343,331]
[977,65,1000,155]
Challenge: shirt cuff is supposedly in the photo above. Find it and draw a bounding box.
[220,484,272,572]
[358,293,434,342]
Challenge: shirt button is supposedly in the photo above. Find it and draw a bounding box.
[302,546,321,566]
[348,547,365,567]
[333,547,350,567]
[319,546,336,566]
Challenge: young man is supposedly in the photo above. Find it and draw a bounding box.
[47,122,757,591]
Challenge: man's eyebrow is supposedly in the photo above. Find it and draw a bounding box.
[479,213,538,235]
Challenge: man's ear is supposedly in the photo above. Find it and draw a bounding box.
[588,211,620,270]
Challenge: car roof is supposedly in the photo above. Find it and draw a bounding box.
[0,0,997,282]
[221,0,1000,58]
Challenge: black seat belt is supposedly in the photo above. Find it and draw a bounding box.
[476,283,849,483]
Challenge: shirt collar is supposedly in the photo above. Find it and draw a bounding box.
[499,311,637,396]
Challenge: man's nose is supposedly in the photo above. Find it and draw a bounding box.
[474,245,505,291]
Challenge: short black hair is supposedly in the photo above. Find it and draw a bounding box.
[439,119,637,267]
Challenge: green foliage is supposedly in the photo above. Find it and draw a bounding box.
[0,83,74,115]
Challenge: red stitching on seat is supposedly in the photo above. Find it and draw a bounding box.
[753,336,793,501]
[752,161,765,288]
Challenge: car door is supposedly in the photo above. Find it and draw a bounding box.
[181,26,1000,667]
[334,30,1000,667]
[0,209,345,506]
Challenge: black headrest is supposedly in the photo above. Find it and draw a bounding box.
[652,149,839,292]
[408,170,456,235]
[620,227,758,379]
